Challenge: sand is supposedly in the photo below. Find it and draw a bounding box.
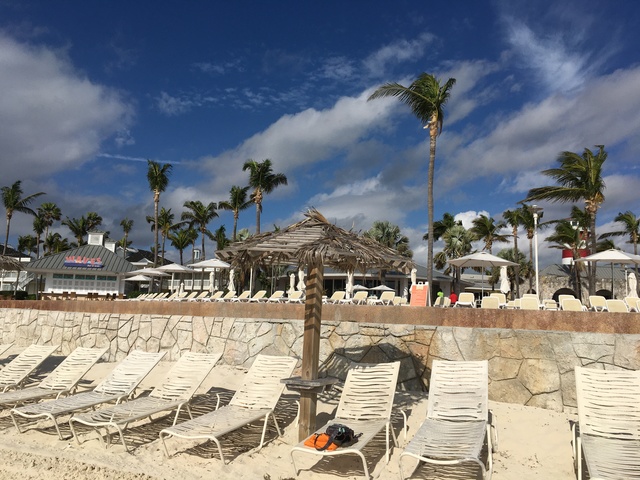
[0,354,577,480]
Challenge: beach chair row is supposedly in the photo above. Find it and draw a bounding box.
[0,344,496,479]
[125,289,306,303]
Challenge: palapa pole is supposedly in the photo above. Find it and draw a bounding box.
[298,263,323,441]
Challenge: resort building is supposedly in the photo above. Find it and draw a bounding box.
[26,231,135,298]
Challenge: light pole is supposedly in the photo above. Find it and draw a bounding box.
[531,205,543,298]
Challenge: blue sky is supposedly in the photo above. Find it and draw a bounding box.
[1,0,640,267]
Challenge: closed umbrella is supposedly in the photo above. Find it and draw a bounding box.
[499,266,510,295]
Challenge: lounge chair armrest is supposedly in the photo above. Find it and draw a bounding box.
[488,409,498,453]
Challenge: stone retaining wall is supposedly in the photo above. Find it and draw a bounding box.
[1,304,639,413]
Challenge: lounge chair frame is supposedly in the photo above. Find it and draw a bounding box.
[159,354,297,462]
[573,366,640,480]
[399,360,495,480]
[0,346,107,409]
[68,351,221,451]
[290,361,401,479]
[10,350,165,439]
[0,344,59,393]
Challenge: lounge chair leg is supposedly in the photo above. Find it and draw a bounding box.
[159,432,172,458]
[290,451,299,477]
[9,411,23,434]
[211,437,225,464]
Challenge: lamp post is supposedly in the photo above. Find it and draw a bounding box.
[531,205,543,299]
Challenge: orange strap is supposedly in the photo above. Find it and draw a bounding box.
[303,433,338,451]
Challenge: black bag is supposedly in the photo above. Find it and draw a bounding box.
[314,423,360,451]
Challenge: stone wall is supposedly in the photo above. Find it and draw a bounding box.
[1,304,639,413]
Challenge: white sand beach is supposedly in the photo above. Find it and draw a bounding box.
[0,356,577,480]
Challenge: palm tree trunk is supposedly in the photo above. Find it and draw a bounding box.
[233,212,238,242]
[513,227,520,298]
[427,124,437,303]
[201,229,206,260]
[153,195,159,268]
[3,217,10,255]
[589,213,597,295]
[256,203,261,234]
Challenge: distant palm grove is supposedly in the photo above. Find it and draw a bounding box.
[0,72,631,299]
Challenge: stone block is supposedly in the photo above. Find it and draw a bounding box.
[516,331,555,359]
[613,334,640,369]
[428,328,464,361]
[490,378,532,405]
[527,390,564,411]
[488,357,522,381]
[560,369,577,408]
[518,359,560,395]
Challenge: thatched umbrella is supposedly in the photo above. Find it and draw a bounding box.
[217,209,413,440]
[0,255,24,297]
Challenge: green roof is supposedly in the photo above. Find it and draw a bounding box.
[27,245,135,274]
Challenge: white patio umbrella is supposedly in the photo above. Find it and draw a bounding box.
[124,274,152,282]
[499,266,510,295]
[449,252,517,296]
[127,268,169,292]
[575,249,640,297]
[352,284,369,291]
[371,285,394,291]
[190,258,230,291]
[155,263,193,292]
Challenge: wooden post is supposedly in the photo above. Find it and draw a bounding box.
[298,263,323,441]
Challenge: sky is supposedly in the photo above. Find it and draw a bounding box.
[1,0,640,268]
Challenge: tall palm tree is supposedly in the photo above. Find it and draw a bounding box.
[37,202,61,245]
[434,224,474,294]
[368,73,456,293]
[546,207,590,301]
[213,225,229,251]
[365,221,413,258]
[146,160,173,266]
[1,181,45,254]
[17,234,37,256]
[218,185,252,241]
[44,232,70,254]
[62,216,88,246]
[423,212,461,242]
[120,217,134,259]
[599,210,640,255]
[470,214,509,254]
[181,200,218,260]
[242,159,288,234]
[524,145,607,294]
[502,208,524,297]
[169,228,197,265]
[32,215,46,258]
[148,207,182,263]
[86,212,103,232]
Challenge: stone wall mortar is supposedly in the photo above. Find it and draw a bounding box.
[1,307,638,412]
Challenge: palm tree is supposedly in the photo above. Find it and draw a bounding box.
[169,228,197,265]
[242,159,288,234]
[599,211,640,255]
[365,221,413,258]
[470,214,509,254]
[32,215,46,258]
[218,185,252,241]
[434,224,474,293]
[1,181,45,254]
[488,248,531,297]
[502,208,524,297]
[148,207,182,263]
[86,212,103,232]
[181,200,218,260]
[546,207,590,301]
[17,234,37,256]
[423,212,461,242]
[37,202,61,243]
[524,145,607,294]
[44,232,70,254]
[213,225,229,251]
[62,216,88,245]
[120,217,134,259]
[368,73,456,293]
[146,160,173,266]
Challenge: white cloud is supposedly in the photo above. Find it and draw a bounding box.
[454,210,489,229]
[362,32,435,78]
[0,34,133,180]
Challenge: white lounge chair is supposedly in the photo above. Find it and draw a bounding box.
[230,290,252,302]
[340,290,368,305]
[562,298,587,311]
[264,290,285,303]
[455,292,476,308]
[0,344,59,393]
[623,296,640,312]
[606,299,629,313]
[480,296,500,309]
[371,291,396,305]
[69,351,222,451]
[323,291,345,304]
[489,293,507,308]
[206,291,224,302]
[0,346,107,409]
[246,290,267,302]
[159,354,297,461]
[217,290,237,302]
[588,295,608,312]
[11,350,165,439]
[519,296,541,310]
[291,361,401,479]
[188,291,211,301]
[399,360,495,480]
[176,291,200,302]
[573,366,640,480]
[287,291,304,303]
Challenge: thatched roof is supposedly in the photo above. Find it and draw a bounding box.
[216,209,414,274]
